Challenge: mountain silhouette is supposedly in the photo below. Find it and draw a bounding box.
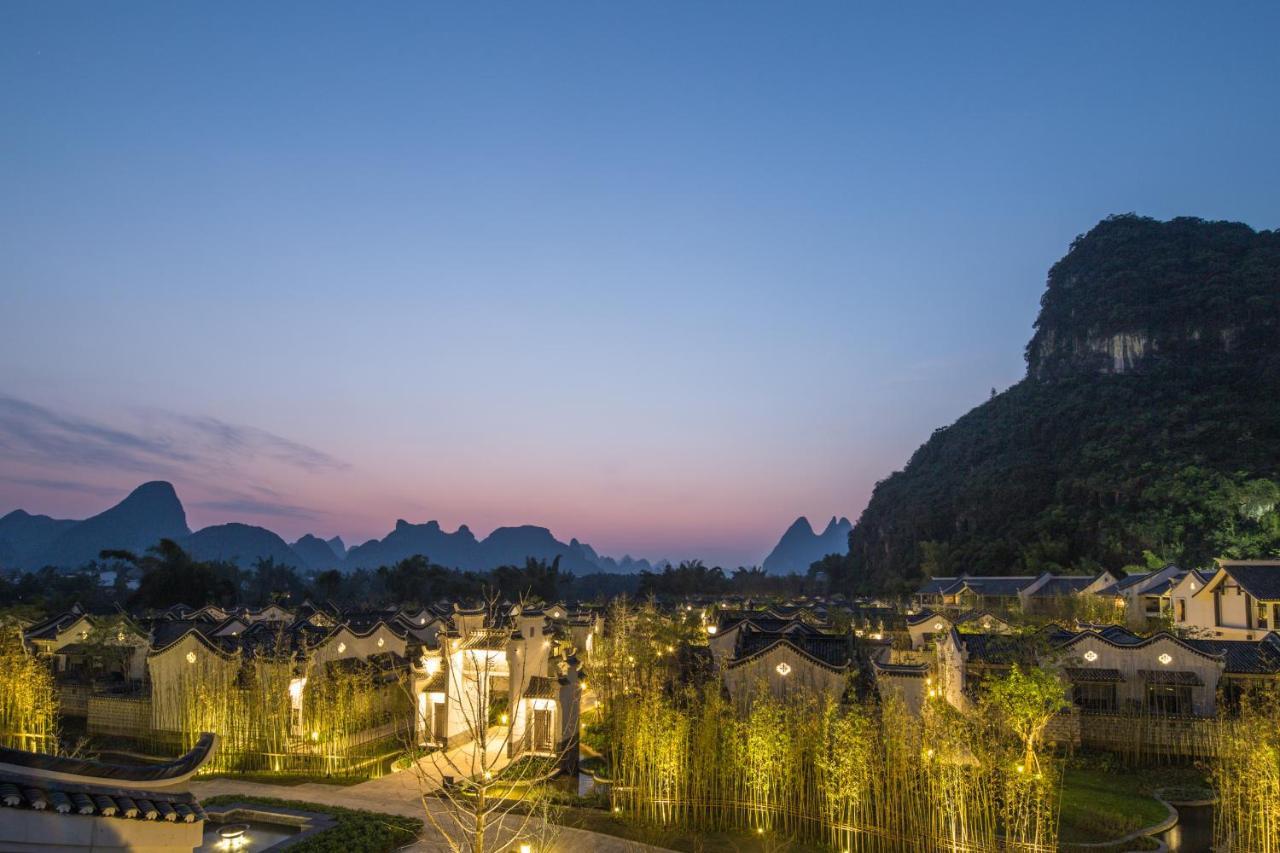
[183,523,308,570]
[0,509,77,568]
[34,481,191,570]
[341,521,616,574]
[344,519,481,570]
[762,515,852,573]
[291,534,343,570]
[0,480,672,574]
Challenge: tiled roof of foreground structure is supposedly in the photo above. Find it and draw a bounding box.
[0,776,208,823]
[0,732,217,825]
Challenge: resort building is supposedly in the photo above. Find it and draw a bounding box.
[904,609,1012,650]
[912,571,1120,615]
[721,630,854,709]
[711,614,854,708]
[1185,560,1280,640]
[934,622,1280,720]
[22,599,589,779]
[413,603,584,772]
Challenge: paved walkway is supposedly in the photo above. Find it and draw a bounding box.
[192,732,667,852]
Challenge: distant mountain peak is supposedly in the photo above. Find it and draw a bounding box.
[762,514,851,574]
[22,480,190,570]
[782,516,817,537]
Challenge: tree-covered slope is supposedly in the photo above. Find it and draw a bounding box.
[836,215,1280,593]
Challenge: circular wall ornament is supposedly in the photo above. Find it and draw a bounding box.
[337,642,347,654]
[1083,650,1098,662]
[933,622,944,631]
[377,636,385,648]
[185,651,196,664]
[1158,653,1173,665]
[775,662,792,676]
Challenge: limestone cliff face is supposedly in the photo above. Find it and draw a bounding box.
[1025,216,1279,380]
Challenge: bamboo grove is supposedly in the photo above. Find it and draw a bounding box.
[0,628,58,753]
[150,644,410,776]
[1213,687,1280,853]
[608,684,1060,852]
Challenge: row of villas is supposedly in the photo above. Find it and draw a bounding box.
[912,559,1280,639]
[21,599,597,775]
[697,581,1280,759]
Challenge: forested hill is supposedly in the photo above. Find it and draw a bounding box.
[833,215,1280,594]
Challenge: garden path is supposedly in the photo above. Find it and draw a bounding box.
[191,729,668,852]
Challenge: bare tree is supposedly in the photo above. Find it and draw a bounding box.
[401,591,580,853]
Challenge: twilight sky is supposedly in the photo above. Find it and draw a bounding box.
[2,3,1278,567]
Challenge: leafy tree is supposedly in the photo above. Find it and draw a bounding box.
[111,539,238,610]
[244,557,307,605]
[981,665,1069,775]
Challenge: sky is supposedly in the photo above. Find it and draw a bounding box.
[1,3,1278,567]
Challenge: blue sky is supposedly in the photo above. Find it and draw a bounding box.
[2,3,1278,566]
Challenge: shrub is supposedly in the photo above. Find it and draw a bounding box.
[202,795,420,853]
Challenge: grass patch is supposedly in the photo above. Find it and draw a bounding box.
[1058,766,1206,844]
[203,795,420,853]
[556,806,826,852]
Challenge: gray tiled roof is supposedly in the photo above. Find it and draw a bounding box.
[1030,576,1096,596]
[23,607,85,641]
[1138,669,1204,686]
[1184,634,1280,675]
[1063,667,1124,683]
[1096,626,1145,646]
[960,633,1040,667]
[914,576,1039,598]
[524,675,560,699]
[0,772,206,823]
[1220,564,1280,601]
[732,633,853,670]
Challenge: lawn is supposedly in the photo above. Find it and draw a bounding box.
[556,807,828,853]
[1058,766,1206,845]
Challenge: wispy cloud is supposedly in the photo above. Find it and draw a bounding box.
[190,496,320,521]
[0,475,124,499]
[159,413,347,473]
[0,394,345,476]
[0,395,193,473]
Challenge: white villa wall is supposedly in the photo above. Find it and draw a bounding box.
[908,615,952,650]
[1170,574,1216,636]
[722,644,845,708]
[310,623,406,667]
[1055,634,1224,716]
[0,807,202,852]
[146,634,239,732]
